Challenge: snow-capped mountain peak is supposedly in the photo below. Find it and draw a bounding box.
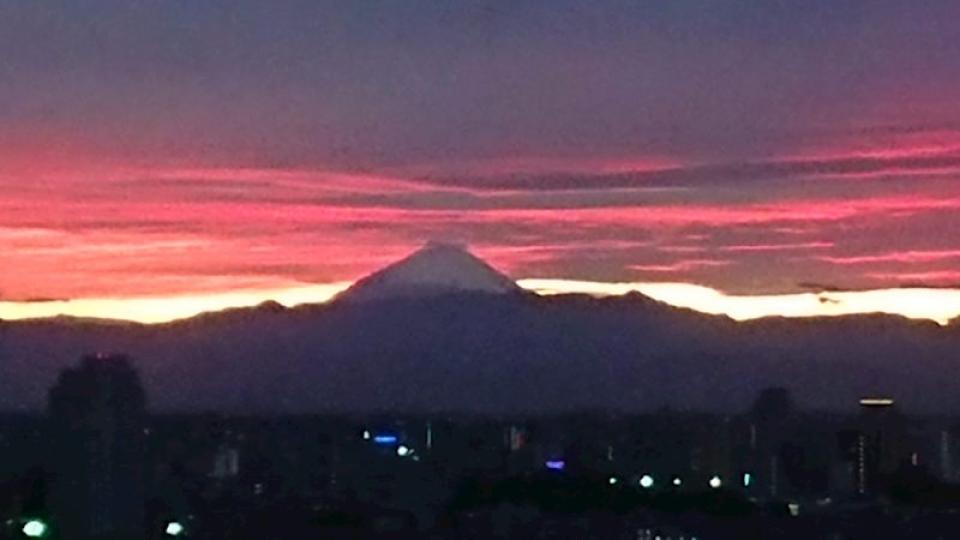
[337,242,521,302]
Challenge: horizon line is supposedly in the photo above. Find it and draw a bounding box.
[1,278,959,326]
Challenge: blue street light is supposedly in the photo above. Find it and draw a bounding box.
[373,434,398,445]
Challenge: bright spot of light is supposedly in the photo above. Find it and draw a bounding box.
[859,398,895,407]
[709,476,722,489]
[545,460,566,471]
[608,476,618,485]
[396,445,411,457]
[165,521,184,536]
[373,434,398,445]
[22,520,48,538]
[639,474,654,488]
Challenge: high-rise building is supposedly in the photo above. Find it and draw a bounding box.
[748,387,795,498]
[854,397,902,497]
[211,443,240,479]
[47,353,147,540]
[939,429,954,483]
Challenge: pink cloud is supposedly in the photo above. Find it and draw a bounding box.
[820,250,960,265]
[3,157,960,302]
[719,242,835,252]
[658,245,709,253]
[866,270,960,285]
[630,259,733,272]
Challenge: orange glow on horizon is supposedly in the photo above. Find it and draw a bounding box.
[1,279,958,326]
[0,283,352,324]
[519,279,960,325]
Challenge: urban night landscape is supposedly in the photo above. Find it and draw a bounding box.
[2,1,960,539]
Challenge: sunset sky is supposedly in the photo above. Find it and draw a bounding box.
[3,1,960,324]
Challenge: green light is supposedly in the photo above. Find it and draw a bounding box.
[165,521,184,537]
[639,475,654,488]
[743,472,752,487]
[608,476,618,485]
[22,520,47,538]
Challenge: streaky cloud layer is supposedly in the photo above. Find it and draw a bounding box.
[2,1,960,320]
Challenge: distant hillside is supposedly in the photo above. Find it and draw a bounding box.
[1,291,957,413]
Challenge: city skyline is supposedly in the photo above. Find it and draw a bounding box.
[6,4,960,538]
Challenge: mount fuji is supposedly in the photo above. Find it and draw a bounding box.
[1,245,959,413]
[337,242,523,303]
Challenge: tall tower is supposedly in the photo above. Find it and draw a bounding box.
[856,397,900,497]
[47,354,147,540]
[749,387,795,498]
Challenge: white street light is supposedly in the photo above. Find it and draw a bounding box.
[165,521,185,537]
[22,520,48,538]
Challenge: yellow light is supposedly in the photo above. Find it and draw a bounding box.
[859,398,895,406]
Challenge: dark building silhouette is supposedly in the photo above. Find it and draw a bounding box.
[47,354,147,540]
[828,397,909,498]
[854,397,904,497]
[748,387,796,498]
